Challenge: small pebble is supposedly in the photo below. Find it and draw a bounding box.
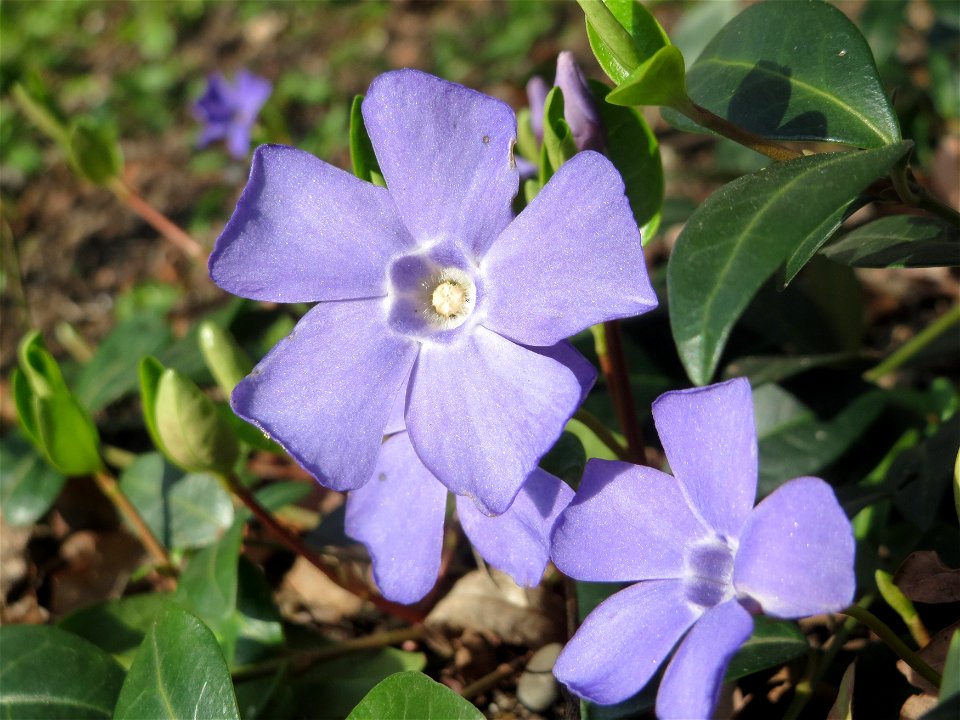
[516,642,563,712]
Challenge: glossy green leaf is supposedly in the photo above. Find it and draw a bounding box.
[35,393,103,475]
[781,200,862,286]
[286,648,426,719]
[198,320,253,396]
[668,142,911,385]
[0,433,66,525]
[754,384,886,496]
[822,214,960,268]
[113,605,240,720]
[591,80,663,240]
[120,452,233,549]
[154,367,239,474]
[68,116,123,184]
[347,672,484,720]
[176,518,244,627]
[75,313,172,412]
[606,45,687,108]
[58,593,172,669]
[583,0,668,85]
[677,0,900,147]
[139,356,167,455]
[724,617,808,682]
[350,95,383,186]
[0,624,125,719]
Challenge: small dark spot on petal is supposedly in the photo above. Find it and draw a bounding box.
[482,135,490,144]
[378,472,388,482]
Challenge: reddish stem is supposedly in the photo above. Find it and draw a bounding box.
[599,320,646,465]
[109,179,208,263]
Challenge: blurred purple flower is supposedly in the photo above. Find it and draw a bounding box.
[209,69,656,515]
[551,378,856,718]
[194,69,272,159]
[346,431,574,604]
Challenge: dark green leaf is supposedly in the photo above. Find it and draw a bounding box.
[68,116,123,184]
[583,0,668,85]
[350,95,383,186]
[722,352,863,386]
[286,648,426,720]
[75,313,172,412]
[154,368,239,474]
[591,80,663,240]
[176,518,244,627]
[0,433,65,525]
[540,431,586,487]
[890,415,960,531]
[822,215,960,268]
[113,605,240,720]
[781,200,861,286]
[675,0,900,147]
[58,593,172,669]
[724,617,808,682]
[120,452,233,549]
[0,624,125,719]
[347,672,484,720]
[668,142,911,385]
[606,45,688,108]
[754,384,886,495]
[229,557,285,667]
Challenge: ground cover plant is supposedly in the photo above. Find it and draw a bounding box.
[1,1,958,718]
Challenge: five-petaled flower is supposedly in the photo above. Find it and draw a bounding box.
[209,69,657,516]
[194,69,272,159]
[551,378,856,719]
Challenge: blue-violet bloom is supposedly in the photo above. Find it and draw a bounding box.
[194,69,272,159]
[209,69,657,515]
[551,378,856,719]
[526,52,603,152]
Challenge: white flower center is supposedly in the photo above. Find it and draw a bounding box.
[423,267,475,330]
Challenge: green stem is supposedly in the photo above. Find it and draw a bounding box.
[573,408,631,462]
[841,604,942,689]
[864,303,960,383]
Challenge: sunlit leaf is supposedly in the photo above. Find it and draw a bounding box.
[670,0,900,148]
[113,605,240,720]
[668,142,911,385]
[822,214,960,268]
[0,624,125,719]
[583,0,668,85]
[347,672,484,720]
[350,95,383,186]
[606,45,687,108]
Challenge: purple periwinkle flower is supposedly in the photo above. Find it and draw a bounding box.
[194,69,272,159]
[526,52,604,153]
[209,69,657,516]
[346,430,574,604]
[551,378,856,718]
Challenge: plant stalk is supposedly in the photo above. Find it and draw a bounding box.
[596,321,647,464]
[841,604,942,689]
[864,303,960,383]
[221,472,425,625]
[573,408,630,462]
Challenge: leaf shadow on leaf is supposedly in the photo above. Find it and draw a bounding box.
[727,61,827,141]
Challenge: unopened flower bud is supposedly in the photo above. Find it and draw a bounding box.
[526,75,549,141]
[555,51,605,153]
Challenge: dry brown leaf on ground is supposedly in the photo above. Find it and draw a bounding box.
[894,551,960,604]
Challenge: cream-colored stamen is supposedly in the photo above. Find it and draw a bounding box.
[431,281,467,317]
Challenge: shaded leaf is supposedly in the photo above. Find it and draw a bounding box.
[942,631,960,701]
[891,415,960,531]
[827,661,856,720]
[822,214,960,268]
[724,617,808,682]
[0,433,65,525]
[176,518,244,627]
[229,557,285,668]
[58,593,173,669]
[75,313,172,412]
[113,605,240,720]
[591,80,663,240]
[0,624,125,719]
[120,452,233,549]
[347,672,484,720]
[675,0,900,148]
[722,352,863,387]
[68,116,123,184]
[668,142,911,385]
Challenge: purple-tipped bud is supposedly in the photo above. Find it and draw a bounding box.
[555,51,605,153]
[526,75,549,142]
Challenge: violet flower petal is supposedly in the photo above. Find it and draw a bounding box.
[553,579,701,705]
[656,599,754,720]
[345,432,447,604]
[232,300,417,491]
[551,460,711,582]
[526,75,548,140]
[233,69,272,117]
[481,151,656,346]
[527,340,597,406]
[457,468,574,586]
[362,69,518,256]
[651,377,757,539]
[734,476,856,618]
[406,326,582,515]
[209,145,415,303]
